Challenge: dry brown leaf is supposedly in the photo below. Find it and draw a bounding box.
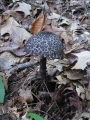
[36,0,43,4]
[19,89,33,102]
[63,70,83,80]
[8,96,28,119]
[0,42,19,53]
[0,15,2,24]
[8,107,20,118]
[52,19,58,26]
[74,83,85,99]
[12,2,31,17]
[69,95,82,114]
[0,52,20,70]
[56,75,70,84]
[72,51,90,70]
[66,28,90,52]
[11,47,27,56]
[76,112,90,119]
[58,17,70,26]
[0,17,31,46]
[70,0,82,6]
[3,10,24,21]
[12,0,19,2]
[61,31,69,45]
[86,89,90,100]
[47,13,70,26]
[0,58,12,71]
[30,14,46,34]
[0,42,26,56]
[47,12,60,19]
[47,59,67,72]
[44,25,65,37]
[76,85,85,96]
[69,20,80,31]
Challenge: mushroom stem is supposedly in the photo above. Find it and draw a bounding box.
[40,57,46,80]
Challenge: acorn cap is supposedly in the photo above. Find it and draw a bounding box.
[25,31,64,59]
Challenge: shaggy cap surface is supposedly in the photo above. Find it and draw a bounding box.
[25,31,64,59]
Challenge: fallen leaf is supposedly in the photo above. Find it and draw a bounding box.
[13,2,31,17]
[0,42,19,53]
[70,0,81,6]
[47,12,60,19]
[0,52,20,70]
[30,14,46,34]
[63,70,83,80]
[47,59,69,72]
[74,83,85,99]
[3,10,24,21]
[61,31,69,45]
[19,89,33,102]
[69,96,82,113]
[77,112,90,119]
[56,75,70,84]
[44,25,65,37]
[72,51,90,70]
[8,107,20,118]
[86,89,90,100]
[0,17,31,46]
[58,16,70,26]
[69,20,80,31]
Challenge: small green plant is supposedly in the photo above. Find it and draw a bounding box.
[26,113,44,120]
[0,76,5,103]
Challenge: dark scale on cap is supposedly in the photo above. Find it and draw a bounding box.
[25,31,64,59]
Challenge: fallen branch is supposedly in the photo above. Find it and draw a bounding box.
[6,60,37,74]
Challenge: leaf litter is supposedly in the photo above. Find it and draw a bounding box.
[0,0,90,120]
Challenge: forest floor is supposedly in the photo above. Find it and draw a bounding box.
[0,0,90,120]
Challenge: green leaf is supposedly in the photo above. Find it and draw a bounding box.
[26,113,44,120]
[0,76,5,103]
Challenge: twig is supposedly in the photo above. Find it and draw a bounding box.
[6,61,37,74]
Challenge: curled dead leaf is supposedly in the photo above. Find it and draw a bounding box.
[30,14,46,34]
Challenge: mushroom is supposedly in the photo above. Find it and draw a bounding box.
[25,31,64,80]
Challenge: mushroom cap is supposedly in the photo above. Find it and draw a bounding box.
[25,31,64,59]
